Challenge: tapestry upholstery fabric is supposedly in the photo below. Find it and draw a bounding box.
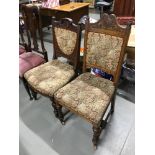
[54,27,77,55]
[19,46,26,55]
[19,52,45,77]
[54,72,115,124]
[86,32,123,72]
[24,60,75,97]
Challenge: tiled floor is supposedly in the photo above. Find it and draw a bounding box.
[20,10,135,155]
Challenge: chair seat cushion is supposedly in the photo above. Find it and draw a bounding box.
[19,52,45,77]
[24,60,75,97]
[54,72,115,125]
[19,46,26,55]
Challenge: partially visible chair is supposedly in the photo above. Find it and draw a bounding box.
[94,0,113,17]
[19,5,48,100]
[117,16,135,25]
[53,13,131,149]
[19,15,29,55]
[24,17,81,117]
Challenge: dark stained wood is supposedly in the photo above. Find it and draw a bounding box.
[19,16,30,52]
[59,0,70,5]
[20,5,48,100]
[113,0,135,17]
[21,4,48,61]
[19,16,33,100]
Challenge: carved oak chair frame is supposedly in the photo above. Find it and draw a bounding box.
[20,5,48,100]
[53,14,131,148]
[24,17,81,118]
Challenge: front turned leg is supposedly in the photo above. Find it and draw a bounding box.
[50,98,59,118]
[56,104,65,125]
[31,89,37,100]
[92,126,102,149]
[111,93,116,114]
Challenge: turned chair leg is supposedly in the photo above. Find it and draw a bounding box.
[92,126,102,149]
[111,93,116,114]
[50,98,59,118]
[31,89,37,100]
[22,78,33,100]
[56,104,65,125]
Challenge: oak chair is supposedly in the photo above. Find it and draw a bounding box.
[24,17,81,117]
[19,5,48,100]
[53,13,131,148]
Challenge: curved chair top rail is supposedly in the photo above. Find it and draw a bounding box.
[86,13,131,35]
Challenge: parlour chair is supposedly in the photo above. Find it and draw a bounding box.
[94,0,113,18]
[53,13,131,148]
[24,17,81,117]
[19,5,48,100]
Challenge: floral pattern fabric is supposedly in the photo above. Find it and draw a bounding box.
[54,27,77,55]
[54,73,115,124]
[24,60,75,96]
[86,32,123,72]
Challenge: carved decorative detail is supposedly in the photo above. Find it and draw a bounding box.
[88,13,130,33]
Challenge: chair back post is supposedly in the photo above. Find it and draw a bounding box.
[38,7,48,61]
[83,13,131,87]
[19,17,29,51]
[21,4,48,62]
[25,5,39,51]
[52,17,81,74]
[21,5,32,52]
[113,23,131,86]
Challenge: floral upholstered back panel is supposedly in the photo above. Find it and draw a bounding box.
[86,32,123,73]
[54,27,77,55]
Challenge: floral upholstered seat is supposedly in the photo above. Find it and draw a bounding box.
[24,60,75,97]
[54,73,114,124]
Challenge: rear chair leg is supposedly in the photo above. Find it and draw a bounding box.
[22,78,33,100]
[31,89,37,100]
